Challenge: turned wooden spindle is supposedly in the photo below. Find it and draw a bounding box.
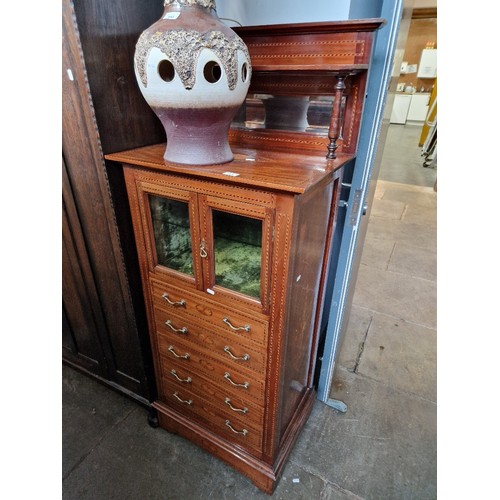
[327,75,347,159]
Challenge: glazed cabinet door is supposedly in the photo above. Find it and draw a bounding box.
[148,193,199,279]
[199,195,273,312]
[129,176,204,292]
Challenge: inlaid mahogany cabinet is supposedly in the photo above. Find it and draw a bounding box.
[106,19,383,494]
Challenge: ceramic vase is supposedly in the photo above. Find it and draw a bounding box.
[134,0,252,165]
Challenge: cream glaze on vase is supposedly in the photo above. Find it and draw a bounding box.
[134,0,252,165]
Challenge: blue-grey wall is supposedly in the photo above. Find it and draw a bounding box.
[216,0,382,26]
[349,0,383,19]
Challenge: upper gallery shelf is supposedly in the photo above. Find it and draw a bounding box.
[230,19,385,157]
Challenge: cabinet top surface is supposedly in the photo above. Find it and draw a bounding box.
[234,18,385,36]
[106,143,352,194]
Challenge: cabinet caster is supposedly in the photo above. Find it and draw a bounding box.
[147,408,159,428]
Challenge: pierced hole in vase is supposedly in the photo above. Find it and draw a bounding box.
[158,60,175,82]
[204,61,222,83]
[241,63,248,83]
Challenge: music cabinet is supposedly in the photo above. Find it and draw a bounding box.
[106,19,383,494]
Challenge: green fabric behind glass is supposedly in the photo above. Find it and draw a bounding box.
[148,197,262,298]
[149,195,193,276]
[213,210,262,298]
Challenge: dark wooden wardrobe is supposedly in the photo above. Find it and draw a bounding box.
[62,0,166,404]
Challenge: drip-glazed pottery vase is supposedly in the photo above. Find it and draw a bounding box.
[134,0,252,165]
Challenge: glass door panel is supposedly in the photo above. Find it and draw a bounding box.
[212,210,262,298]
[149,195,194,276]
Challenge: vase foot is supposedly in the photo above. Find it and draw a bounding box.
[156,105,238,165]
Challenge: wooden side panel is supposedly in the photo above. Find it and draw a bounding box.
[261,194,295,461]
[340,71,368,155]
[278,176,335,440]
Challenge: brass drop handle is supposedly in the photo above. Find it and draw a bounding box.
[200,239,208,258]
[171,369,192,383]
[225,397,248,414]
[173,392,192,405]
[223,346,250,361]
[165,319,188,334]
[168,345,190,360]
[225,420,248,436]
[224,372,249,389]
[161,293,186,308]
[223,317,250,332]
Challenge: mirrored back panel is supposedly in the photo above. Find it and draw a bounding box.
[230,70,354,140]
[233,94,350,136]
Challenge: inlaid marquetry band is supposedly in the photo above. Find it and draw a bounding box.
[246,39,366,58]
[250,51,364,59]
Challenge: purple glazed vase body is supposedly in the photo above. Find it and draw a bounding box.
[134,0,251,165]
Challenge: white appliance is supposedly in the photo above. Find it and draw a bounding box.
[417,49,437,78]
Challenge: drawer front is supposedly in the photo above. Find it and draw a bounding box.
[154,307,267,376]
[161,377,264,453]
[157,336,265,405]
[150,278,268,348]
[159,359,264,427]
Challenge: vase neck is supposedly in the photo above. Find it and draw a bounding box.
[164,0,216,10]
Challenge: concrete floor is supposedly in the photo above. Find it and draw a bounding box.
[62,124,437,499]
